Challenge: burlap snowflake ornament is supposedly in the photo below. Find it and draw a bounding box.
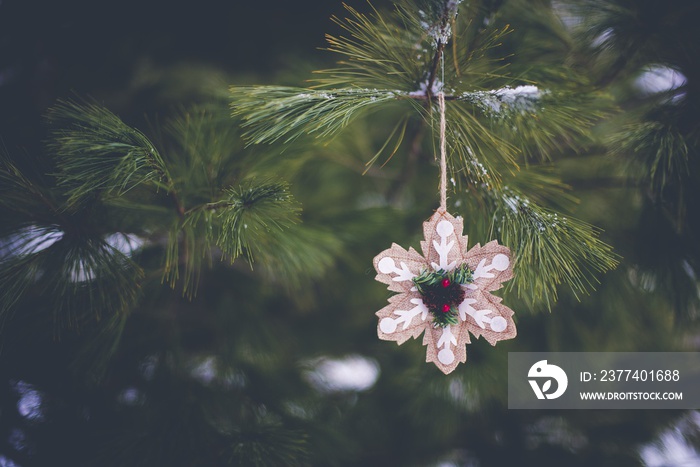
[373,208,516,374]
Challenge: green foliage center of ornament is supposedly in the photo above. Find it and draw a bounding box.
[413,264,473,327]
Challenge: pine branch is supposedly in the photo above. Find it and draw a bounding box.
[609,119,691,195]
[426,38,445,99]
[0,153,65,223]
[250,223,342,289]
[216,180,301,261]
[465,88,609,159]
[162,180,306,296]
[1,153,145,330]
[163,212,213,297]
[154,108,344,296]
[229,0,602,176]
[490,187,618,307]
[318,2,426,90]
[227,0,620,306]
[47,99,173,207]
[0,234,143,330]
[445,102,519,187]
[447,160,619,307]
[161,106,247,195]
[230,87,402,145]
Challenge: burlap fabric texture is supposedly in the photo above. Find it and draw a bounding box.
[373,208,517,374]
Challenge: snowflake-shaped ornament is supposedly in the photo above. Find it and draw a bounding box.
[373,209,516,374]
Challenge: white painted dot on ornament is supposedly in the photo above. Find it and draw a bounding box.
[490,316,507,332]
[438,348,455,365]
[492,254,509,271]
[379,317,397,334]
[436,220,454,237]
[377,257,396,274]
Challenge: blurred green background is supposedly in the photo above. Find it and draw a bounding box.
[1,0,699,466]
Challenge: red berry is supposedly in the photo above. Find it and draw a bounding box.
[442,304,451,313]
[441,278,450,288]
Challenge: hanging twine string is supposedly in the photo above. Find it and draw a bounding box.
[438,91,447,211]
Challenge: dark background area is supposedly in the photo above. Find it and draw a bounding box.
[0,0,369,150]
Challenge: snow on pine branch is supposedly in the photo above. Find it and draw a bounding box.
[418,0,462,46]
[408,78,444,98]
[230,86,401,144]
[490,186,618,305]
[459,85,548,116]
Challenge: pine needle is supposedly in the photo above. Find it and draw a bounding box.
[230,87,402,145]
[47,99,171,207]
[488,187,619,308]
[215,180,301,262]
[609,120,691,194]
